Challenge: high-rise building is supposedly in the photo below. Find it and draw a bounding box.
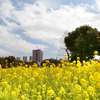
[29,56,33,61]
[32,49,43,63]
[23,56,27,62]
[16,57,20,60]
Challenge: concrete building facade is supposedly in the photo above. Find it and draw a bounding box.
[23,56,27,62]
[32,49,43,63]
[16,57,20,60]
[29,56,33,61]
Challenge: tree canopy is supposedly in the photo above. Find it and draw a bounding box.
[64,25,100,61]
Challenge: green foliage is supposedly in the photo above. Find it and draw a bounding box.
[41,59,60,67]
[64,25,100,61]
[0,56,38,68]
[0,58,4,66]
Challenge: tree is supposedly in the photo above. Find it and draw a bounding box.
[64,25,100,62]
[0,58,4,66]
[41,59,60,67]
[59,32,71,61]
[5,56,16,67]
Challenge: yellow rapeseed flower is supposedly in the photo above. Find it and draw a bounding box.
[59,87,66,95]
[77,57,80,60]
[80,78,87,85]
[55,97,60,100]
[87,86,94,96]
[20,95,24,100]
[37,95,42,100]
[83,90,89,98]
[11,91,16,96]
[75,84,81,93]
[85,99,89,100]
[94,51,98,55]
[65,56,68,60]
[45,60,50,63]
[47,89,55,97]
[18,84,21,89]
[38,85,41,90]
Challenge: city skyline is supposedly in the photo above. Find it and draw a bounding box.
[16,49,43,62]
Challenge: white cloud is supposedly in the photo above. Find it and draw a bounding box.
[0,48,12,56]
[94,0,100,11]
[0,0,100,56]
[0,25,48,54]
[0,0,15,18]
[10,1,100,46]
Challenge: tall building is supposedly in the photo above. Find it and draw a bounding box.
[16,57,20,60]
[29,56,33,61]
[23,56,27,62]
[32,49,43,63]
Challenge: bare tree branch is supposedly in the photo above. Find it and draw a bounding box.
[58,31,71,60]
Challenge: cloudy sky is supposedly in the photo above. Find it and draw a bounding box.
[0,0,100,60]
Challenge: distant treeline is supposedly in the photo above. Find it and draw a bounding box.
[41,59,61,67]
[0,56,37,68]
[0,56,62,68]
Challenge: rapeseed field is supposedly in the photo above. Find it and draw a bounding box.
[0,51,100,100]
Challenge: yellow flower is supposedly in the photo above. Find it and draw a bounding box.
[44,75,47,79]
[0,64,1,68]
[77,57,80,60]
[89,75,95,83]
[33,72,38,77]
[38,85,41,90]
[83,90,89,98]
[96,83,100,88]
[6,85,11,90]
[37,92,41,95]
[45,60,50,63]
[85,99,89,100]
[37,95,42,100]
[80,78,87,85]
[18,84,21,89]
[59,87,66,95]
[47,89,55,97]
[83,60,86,65]
[32,63,38,68]
[20,95,24,100]
[2,91,8,96]
[55,97,60,100]
[30,60,32,62]
[14,88,19,96]
[42,90,45,94]
[42,84,46,90]
[75,84,81,92]
[73,60,76,64]
[50,65,53,68]
[24,82,29,88]
[94,51,98,55]
[65,82,68,86]
[65,56,68,60]
[1,81,8,86]
[11,91,16,96]
[63,76,68,80]
[87,86,94,96]
[25,64,28,68]
[98,59,100,62]
[94,72,100,81]
[32,88,37,94]
[60,60,64,63]
[73,76,78,81]
[5,60,8,62]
